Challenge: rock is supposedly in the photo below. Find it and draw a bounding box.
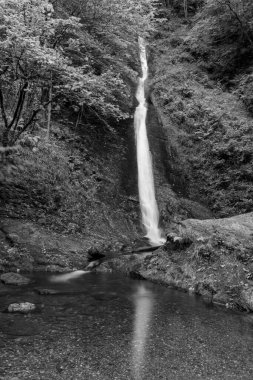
[8,302,36,313]
[213,291,230,306]
[196,236,209,244]
[180,212,253,246]
[241,288,253,311]
[86,260,101,270]
[166,233,192,249]
[166,232,177,242]
[0,272,30,286]
[95,261,113,273]
[34,288,59,295]
[8,233,20,243]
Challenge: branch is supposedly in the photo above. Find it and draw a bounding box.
[12,98,55,144]
[219,0,253,46]
[8,82,28,130]
[0,86,9,128]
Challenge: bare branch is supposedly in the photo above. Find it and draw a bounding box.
[0,86,9,129]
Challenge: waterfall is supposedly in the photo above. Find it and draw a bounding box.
[134,37,165,246]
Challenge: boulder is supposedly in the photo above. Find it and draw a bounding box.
[0,272,30,286]
[8,302,36,313]
[180,212,253,246]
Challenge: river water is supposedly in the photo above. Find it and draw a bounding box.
[0,272,253,379]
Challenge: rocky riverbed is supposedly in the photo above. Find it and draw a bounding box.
[1,213,253,313]
[1,272,253,380]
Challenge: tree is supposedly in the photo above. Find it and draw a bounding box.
[0,0,81,146]
[0,0,153,146]
[158,0,203,17]
[184,0,253,79]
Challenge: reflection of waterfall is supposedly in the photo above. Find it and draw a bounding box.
[134,37,165,246]
[132,284,154,380]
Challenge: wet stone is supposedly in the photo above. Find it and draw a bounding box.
[8,302,36,313]
[0,272,30,286]
[35,288,60,295]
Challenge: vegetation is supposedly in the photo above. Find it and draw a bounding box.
[0,0,154,147]
[151,0,253,218]
[0,0,153,236]
[1,0,253,236]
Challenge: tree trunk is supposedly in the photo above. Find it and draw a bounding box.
[2,129,10,147]
[45,72,53,142]
[183,0,188,20]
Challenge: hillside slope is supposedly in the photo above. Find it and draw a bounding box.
[149,5,253,223]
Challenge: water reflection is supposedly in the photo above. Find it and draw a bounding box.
[132,284,154,380]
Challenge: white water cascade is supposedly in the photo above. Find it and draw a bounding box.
[134,38,165,246]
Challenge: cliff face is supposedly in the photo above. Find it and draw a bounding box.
[148,13,253,221]
[146,90,213,231]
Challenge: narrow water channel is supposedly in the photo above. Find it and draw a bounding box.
[0,273,253,379]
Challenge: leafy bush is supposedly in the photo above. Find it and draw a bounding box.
[185,0,253,80]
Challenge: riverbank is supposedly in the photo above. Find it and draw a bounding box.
[1,212,253,312]
[97,212,253,312]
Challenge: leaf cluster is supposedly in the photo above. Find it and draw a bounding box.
[0,0,155,145]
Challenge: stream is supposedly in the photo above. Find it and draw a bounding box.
[0,272,253,379]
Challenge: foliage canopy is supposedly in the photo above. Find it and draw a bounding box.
[0,0,155,145]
